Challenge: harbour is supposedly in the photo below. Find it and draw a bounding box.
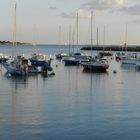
[0,44,140,139]
[1,0,140,139]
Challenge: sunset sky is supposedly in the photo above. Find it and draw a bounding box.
[0,0,140,45]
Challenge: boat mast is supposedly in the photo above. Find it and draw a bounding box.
[91,11,93,58]
[103,25,105,51]
[97,27,99,47]
[124,24,127,52]
[76,12,78,52]
[12,3,17,56]
[68,24,71,55]
[59,25,61,45]
[58,25,61,52]
[97,27,99,54]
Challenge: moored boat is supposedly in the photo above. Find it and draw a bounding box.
[56,52,69,59]
[63,56,79,66]
[30,53,50,66]
[81,59,109,72]
[0,53,9,63]
[121,52,140,65]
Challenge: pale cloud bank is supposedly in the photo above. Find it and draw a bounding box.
[59,0,124,18]
[59,0,140,23]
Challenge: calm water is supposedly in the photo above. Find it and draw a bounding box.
[0,45,140,140]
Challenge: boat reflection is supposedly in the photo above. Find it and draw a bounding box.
[4,72,54,91]
[121,63,137,71]
[82,68,109,74]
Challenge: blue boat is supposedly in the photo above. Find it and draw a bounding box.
[63,57,79,66]
[30,53,50,66]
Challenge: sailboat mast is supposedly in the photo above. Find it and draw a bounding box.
[69,24,71,55]
[14,3,17,46]
[59,25,61,45]
[12,3,17,56]
[97,27,98,47]
[91,11,93,57]
[125,24,127,52]
[76,12,78,51]
[103,25,105,51]
[58,25,61,53]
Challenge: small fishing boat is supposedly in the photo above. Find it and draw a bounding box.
[29,53,53,72]
[30,53,50,66]
[56,52,69,59]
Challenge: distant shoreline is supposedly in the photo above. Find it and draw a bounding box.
[81,45,140,52]
[0,41,31,45]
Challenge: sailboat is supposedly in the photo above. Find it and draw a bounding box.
[55,26,69,59]
[80,11,109,72]
[3,3,28,75]
[98,25,113,58]
[121,25,140,65]
[63,12,89,65]
[63,24,80,66]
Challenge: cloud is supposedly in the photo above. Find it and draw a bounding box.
[81,0,111,10]
[59,0,124,18]
[119,4,140,15]
[59,9,90,19]
[48,7,57,10]
[59,0,140,20]
[80,0,124,11]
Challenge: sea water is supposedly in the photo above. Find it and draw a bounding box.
[0,45,140,140]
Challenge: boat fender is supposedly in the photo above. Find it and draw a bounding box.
[7,73,11,78]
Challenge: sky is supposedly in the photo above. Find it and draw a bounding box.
[0,0,140,45]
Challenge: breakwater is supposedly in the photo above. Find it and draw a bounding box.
[81,45,140,52]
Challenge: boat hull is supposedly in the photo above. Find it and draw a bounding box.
[3,63,25,75]
[121,59,139,65]
[64,59,79,66]
[81,62,109,72]
[30,60,47,66]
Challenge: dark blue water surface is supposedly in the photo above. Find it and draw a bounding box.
[0,45,140,140]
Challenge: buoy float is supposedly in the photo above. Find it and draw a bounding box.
[113,70,117,74]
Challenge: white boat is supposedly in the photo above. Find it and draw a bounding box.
[3,56,28,75]
[121,52,140,65]
[115,52,126,60]
[120,25,140,65]
[55,26,69,60]
[56,52,69,59]
[3,4,26,76]
[0,53,9,63]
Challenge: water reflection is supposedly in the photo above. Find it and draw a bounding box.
[3,73,53,97]
[121,64,137,71]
